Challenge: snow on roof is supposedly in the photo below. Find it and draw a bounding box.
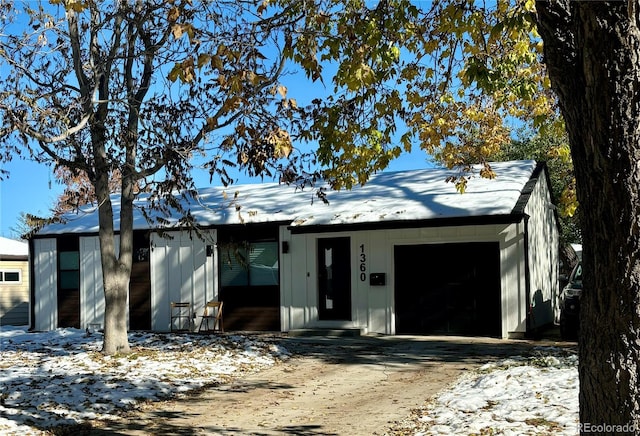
[35,160,538,236]
[0,236,29,257]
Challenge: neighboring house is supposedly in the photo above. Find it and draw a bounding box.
[0,237,30,326]
[29,160,559,338]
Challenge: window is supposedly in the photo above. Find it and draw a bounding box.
[59,251,80,290]
[249,241,279,286]
[219,241,279,287]
[0,270,21,283]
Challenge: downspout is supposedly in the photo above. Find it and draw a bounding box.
[523,214,533,337]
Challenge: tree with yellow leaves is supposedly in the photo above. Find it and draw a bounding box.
[0,0,316,354]
[2,0,639,428]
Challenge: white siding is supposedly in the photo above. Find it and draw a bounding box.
[80,237,104,330]
[498,222,528,337]
[283,223,529,338]
[525,168,559,328]
[366,231,392,334]
[150,230,217,331]
[79,236,120,331]
[33,238,57,331]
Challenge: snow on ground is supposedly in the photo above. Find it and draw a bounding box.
[396,348,579,435]
[0,327,579,436]
[0,326,289,435]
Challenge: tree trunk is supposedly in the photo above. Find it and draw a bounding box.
[91,118,133,354]
[96,175,133,356]
[537,1,640,432]
[102,263,131,355]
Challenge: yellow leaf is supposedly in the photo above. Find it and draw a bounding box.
[277,85,287,98]
[167,64,181,82]
[523,0,536,12]
[172,24,183,39]
[67,1,86,12]
[455,178,468,194]
[184,23,196,41]
[197,54,211,68]
[221,96,242,112]
[270,128,292,158]
[211,55,224,71]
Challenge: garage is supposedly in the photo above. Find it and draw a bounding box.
[394,242,502,337]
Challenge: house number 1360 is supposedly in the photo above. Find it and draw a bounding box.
[359,244,367,282]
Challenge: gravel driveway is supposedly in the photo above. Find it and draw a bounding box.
[90,333,569,435]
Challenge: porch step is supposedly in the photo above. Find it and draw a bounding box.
[287,328,364,338]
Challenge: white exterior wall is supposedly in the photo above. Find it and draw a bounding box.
[150,230,217,331]
[281,223,529,338]
[80,237,104,331]
[499,222,528,336]
[525,169,559,328]
[33,238,57,331]
[79,236,120,331]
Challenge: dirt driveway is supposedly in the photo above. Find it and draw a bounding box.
[90,333,571,436]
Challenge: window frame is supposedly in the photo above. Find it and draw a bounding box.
[219,240,279,288]
[0,269,22,284]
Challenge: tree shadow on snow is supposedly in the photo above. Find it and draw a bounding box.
[270,329,576,369]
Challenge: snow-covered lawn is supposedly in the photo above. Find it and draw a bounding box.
[395,348,579,435]
[0,327,289,435]
[0,327,579,435]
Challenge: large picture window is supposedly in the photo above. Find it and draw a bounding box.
[220,241,278,287]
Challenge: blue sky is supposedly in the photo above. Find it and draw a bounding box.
[0,144,433,239]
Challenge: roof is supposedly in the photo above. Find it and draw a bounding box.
[34,160,540,236]
[0,237,29,259]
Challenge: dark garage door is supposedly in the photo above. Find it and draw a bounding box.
[394,242,501,337]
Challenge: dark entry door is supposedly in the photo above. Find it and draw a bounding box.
[394,242,501,337]
[129,232,152,330]
[57,237,80,329]
[318,237,352,320]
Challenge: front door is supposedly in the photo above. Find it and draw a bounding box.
[129,232,151,331]
[318,237,351,320]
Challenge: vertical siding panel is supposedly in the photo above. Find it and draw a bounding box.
[80,237,103,330]
[180,237,192,306]
[525,169,559,328]
[167,239,181,303]
[150,233,169,331]
[33,238,57,331]
[352,233,367,330]
[191,233,206,323]
[206,231,218,305]
[279,227,292,331]
[305,234,317,325]
[499,223,527,337]
[368,230,390,334]
[150,230,213,331]
[287,233,307,330]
